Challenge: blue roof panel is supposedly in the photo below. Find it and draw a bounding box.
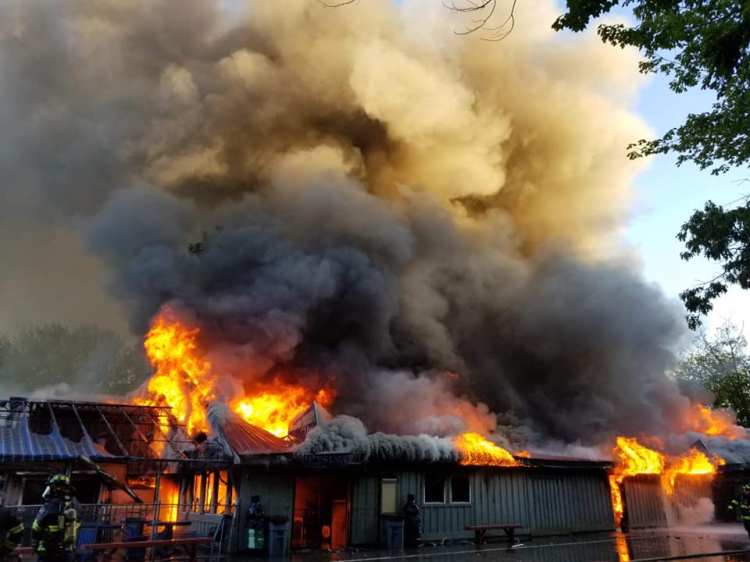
[0,412,114,462]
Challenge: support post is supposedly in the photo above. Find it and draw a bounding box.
[151,464,162,539]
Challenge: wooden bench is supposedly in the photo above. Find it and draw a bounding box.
[84,536,213,562]
[465,523,523,545]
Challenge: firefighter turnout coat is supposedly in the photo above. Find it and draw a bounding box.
[31,497,81,559]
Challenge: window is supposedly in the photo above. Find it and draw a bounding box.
[204,472,215,512]
[216,471,230,514]
[192,474,203,512]
[381,478,397,514]
[424,474,446,503]
[450,475,470,503]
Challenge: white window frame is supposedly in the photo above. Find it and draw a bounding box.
[423,473,447,504]
[448,474,471,505]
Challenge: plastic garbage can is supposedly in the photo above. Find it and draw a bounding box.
[123,518,147,562]
[76,523,99,562]
[383,516,404,550]
[267,521,289,557]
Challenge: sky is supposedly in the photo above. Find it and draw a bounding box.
[623,46,750,342]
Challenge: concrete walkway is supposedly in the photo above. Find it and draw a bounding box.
[257,527,750,562]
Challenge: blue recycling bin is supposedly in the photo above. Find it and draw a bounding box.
[123,518,147,562]
[76,523,100,562]
[382,516,404,550]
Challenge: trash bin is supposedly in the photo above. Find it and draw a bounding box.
[246,525,266,551]
[76,523,99,562]
[267,519,290,558]
[382,515,404,551]
[123,518,147,562]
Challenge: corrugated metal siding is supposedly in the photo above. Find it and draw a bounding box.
[528,472,612,533]
[235,469,295,550]
[622,475,666,529]
[350,467,614,544]
[350,476,380,545]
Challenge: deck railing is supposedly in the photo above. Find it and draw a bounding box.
[8,503,235,550]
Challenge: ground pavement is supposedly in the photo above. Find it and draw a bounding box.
[275,525,750,562]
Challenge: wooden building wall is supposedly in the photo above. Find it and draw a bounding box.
[350,466,614,545]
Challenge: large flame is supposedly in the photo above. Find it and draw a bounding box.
[682,404,745,439]
[454,432,520,467]
[136,312,214,435]
[608,435,724,526]
[137,309,334,438]
[608,436,665,527]
[232,384,334,438]
[661,448,724,496]
[612,436,665,479]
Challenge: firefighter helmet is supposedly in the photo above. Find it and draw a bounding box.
[42,474,73,500]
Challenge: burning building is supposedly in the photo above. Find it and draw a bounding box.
[3,0,750,555]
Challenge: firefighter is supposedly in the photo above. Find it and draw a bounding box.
[403,494,421,548]
[729,484,750,538]
[31,474,81,562]
[0,503,24,562]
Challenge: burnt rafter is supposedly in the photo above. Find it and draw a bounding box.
[95,405,129,457]
[0,398,191,462]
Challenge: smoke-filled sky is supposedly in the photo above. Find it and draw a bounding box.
[0,0,719,446]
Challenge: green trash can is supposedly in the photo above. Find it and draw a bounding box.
[246,524,266,551]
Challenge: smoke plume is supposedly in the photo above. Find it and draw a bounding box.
[1,0,692,446]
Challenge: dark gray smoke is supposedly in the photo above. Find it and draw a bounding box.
[1,0,697,447]
[89,180,685,444]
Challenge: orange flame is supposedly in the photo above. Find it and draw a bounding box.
[454,432,520,467]
[608,474,624,528]
[137,309,334,438]
[661,448,724,496]
[137,312,214,435]
[614,531,630,561]
[683,404,744,439]
[612,436,665,480]
[608,436,725,526]
[608,436,664,527]
[232,384,334,438]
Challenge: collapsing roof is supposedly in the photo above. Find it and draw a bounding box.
[207,403,290,459]
[0,397,190,463]
[0,396,612,470]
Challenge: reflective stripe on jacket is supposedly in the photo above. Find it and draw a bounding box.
[32,497,81,554]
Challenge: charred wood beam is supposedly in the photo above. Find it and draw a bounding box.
[118,407,151,445]
[70,403,98,446]
[95,405,129,456]
[144,410,191,461]
[46,402,61,434]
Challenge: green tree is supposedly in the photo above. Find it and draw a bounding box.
[0,324,148,397]
[549,1,750,328]
[673,322,750,426]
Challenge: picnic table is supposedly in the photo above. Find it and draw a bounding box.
[464,523,523,545]
[85,536,212,562]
